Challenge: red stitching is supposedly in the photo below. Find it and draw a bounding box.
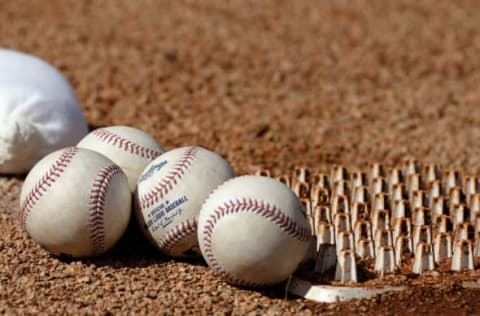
[19,147,78,227]
[88,164,123,254]
[158,218,197,255]
[202,198,310,287]
[138,147,200,209]
[91,128,163,160]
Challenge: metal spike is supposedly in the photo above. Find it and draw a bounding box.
[316,222,334,244]
[374,229,393,255]
[332,180,349,198]
[369,162,385,180]
[453,222,475,244]
[334,213,352,237]
[474,216,480,235]
[255,168,272,177]
[372,209,391,233]
[312,173,330,189]
[410,190,428,209]
[451,204,471,228]
[424,164,441,186]
[431,196,447,221]
[391,183,407,202]
[372,192,391,213]
[433,214,453,235]
[451,240,474,271]
[276,174,291,188]
[335,250,358,284]
[331,195,350,216]
[293,181,310,199]
[474,236,480,257]
[470,193,480,215]
[330,165,349,185]
[464,176,478,203]
[354,220,373,243]
[403,158,420,177]
[388,168,403,193]
[428,180,442,207]
[293,166,311,185]
[336,231,355,256]
[352,186,369,205]
[412,207,432,227]
[351,171,368,189]
[448,187,464,210]
[433,232,452,263]
[315,223,337,274]
[394,236,413,266]
[311,185,330,207]
[392,217,412,241]
[412,225,432,252]
[300,198,312,217]
[307,214,315,235]
[407,173,422,195]
[370,177,388,197]
[444,170,462,194]
[375,246,396,276]
[392,200,411,223]
[351,202,369,225]
[412,243,435,274]
[357,238,375,259]
[314,205,332,225]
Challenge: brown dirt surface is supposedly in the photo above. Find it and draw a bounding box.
[2,0,480,314]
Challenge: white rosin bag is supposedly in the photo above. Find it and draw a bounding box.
[0,48,88,174]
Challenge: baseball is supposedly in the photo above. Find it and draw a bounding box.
[135,146,235,257]
[77,125,165,191]
[0,48,88,174]
[197,175,311,287]
[18,147,131,257]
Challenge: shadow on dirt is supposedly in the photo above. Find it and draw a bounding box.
[0,173,26,180]
[56,216,207,269]
[88,123,104,132]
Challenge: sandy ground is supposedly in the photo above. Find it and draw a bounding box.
[2,0,480,314]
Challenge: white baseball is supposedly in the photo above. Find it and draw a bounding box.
[135,146,235,257]
[19,147,131,257]
[0,48,88,174]
[77,126,165,191]
[197,175,311,287]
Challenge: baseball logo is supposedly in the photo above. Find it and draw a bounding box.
[135,146,235,257]
[135,146,234,256]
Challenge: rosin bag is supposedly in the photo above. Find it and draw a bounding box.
[0,48,88,174]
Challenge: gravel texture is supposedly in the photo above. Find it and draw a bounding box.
[2,0,480,314]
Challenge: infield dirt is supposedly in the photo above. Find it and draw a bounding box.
[2,1,480,314]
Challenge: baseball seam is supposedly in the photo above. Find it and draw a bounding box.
[92,128,162,160]
[138,146,200,209]
[19,147,78,228]
[88,164,123,254]
[158,218,197,255]
[202,198,311,287]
